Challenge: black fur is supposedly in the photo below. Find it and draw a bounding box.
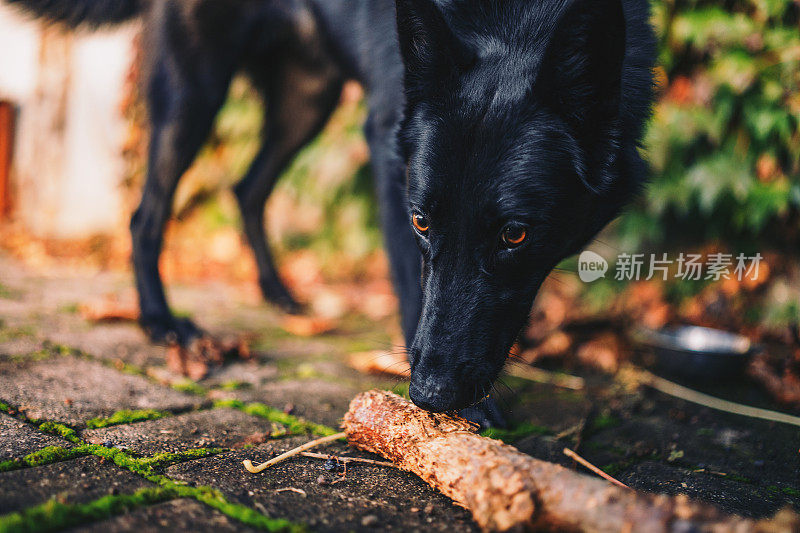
[8,0,655,418]
[7,0,145,26]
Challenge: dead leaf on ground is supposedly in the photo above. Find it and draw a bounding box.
[165,335,249,380]
[349,350,410,378]
[576,333,626,374]
[281,315,337,337]
[79,294,139,323]
[520,330,573,364]
[747,353,800,407]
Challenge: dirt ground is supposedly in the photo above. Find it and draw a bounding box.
[0,251,798,531]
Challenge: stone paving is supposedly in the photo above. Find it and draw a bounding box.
[1,252,799,531]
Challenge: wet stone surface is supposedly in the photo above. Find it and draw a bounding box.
[0,356,202,427]
[166,438,479,532]
[0,413,73,462]
[64,499,260,533]
[82,409,270,455]
[0,456,154,515]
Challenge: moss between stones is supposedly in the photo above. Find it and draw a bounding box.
[85,409,170,429]
[213,400,339,437]
[0,486,175,533]
[37,422,81,444]
[481,422,551,443]
[171,380,208,396]
[0,447,85,474]
[0,440,303,531]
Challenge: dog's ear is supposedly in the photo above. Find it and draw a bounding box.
[395,0,473,94]
[538,0,627,193]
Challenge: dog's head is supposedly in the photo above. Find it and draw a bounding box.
[396,0,654,412]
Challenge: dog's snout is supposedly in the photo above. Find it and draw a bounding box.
[409,380,455,413]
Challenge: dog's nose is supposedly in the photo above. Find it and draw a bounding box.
[409,381,455,413]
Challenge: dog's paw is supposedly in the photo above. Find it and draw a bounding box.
[260,277,304,315]
[459,397,507,430]
[140,315,203,346]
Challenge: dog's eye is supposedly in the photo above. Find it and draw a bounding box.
[501,224,528,248]
[412,213,430,234]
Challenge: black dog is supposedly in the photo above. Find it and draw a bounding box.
[10,0,655,421]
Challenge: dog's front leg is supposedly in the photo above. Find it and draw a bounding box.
[131,46,235,347]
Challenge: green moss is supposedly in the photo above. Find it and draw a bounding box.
[24,446,84,467]
[219,381,249,391]
[0,282,19,299]
[85,409,169,429]
[214,400,338,437]
[0,412,305,530]
[57,303,81,314]
[590,413,620,432]
[0,402,9,414]
[724,473,752,484]
[0,326,35,342]
[172,380,208,396]
[0,446,86,473]
[601,460,632,477]
[387,382,410,398]
[37,422,81,444]
[481,422,551,443]
[781,486,800,498]
[0,486,176,533]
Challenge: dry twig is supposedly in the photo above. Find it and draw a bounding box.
[562,447,630,489]
[299,451,395,467]
[243,432,346,473]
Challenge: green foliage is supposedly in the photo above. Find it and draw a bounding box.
[631,0,800,249]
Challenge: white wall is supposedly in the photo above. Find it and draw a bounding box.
[0,5,139,239]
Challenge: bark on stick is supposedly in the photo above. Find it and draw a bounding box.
[343,390,797,532]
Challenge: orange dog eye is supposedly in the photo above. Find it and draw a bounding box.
[502,225,527,247]
[412,213,430,234]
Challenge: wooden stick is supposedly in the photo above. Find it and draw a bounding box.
[299,451,395,467]
[243,432,346,473]
[505,364,585,390]
[563,447,630,489]
[635,368,800,428]
[344,390,798,532]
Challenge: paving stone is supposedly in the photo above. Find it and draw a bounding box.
[215,379,359,429]
[0,356,202,428]
[148,361,281,390]
[0,456,154,515]
[619,461,786,519]
[65,499,259,533]
[166,438,478,532]
[83,409,270,455]
[47,325,169,369]
[0,413,74,461]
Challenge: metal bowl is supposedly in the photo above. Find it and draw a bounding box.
[634,326,756,380]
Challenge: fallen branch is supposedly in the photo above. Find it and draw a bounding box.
[505,364,585,390]
[562,447,629,489]
[299,451,395,468]
[344,390,798,532]
[243,432,346,473]
[630,367,800,428]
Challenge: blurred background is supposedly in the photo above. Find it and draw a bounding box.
[0,1,798,399]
